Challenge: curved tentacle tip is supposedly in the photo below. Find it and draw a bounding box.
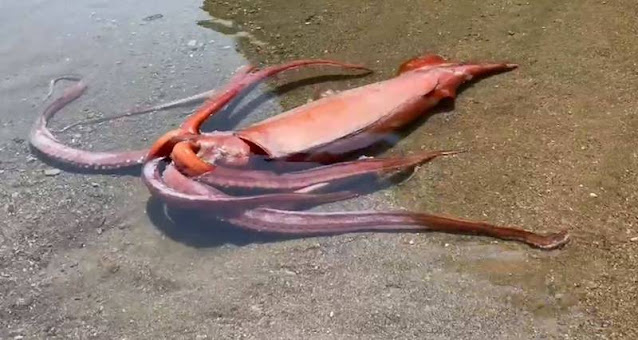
[505,63,519,70]
[536,230,570,250]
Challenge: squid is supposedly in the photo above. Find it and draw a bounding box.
[29,54,570,250]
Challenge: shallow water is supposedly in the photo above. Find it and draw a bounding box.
[2,0,637,339]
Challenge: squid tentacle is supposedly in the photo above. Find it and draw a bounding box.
[44,75,83,101]
[159,156,570,250]
[57,60,369,134]
[143,158,359,211]
[29,80,148,170]
[194,150,463,190]
[231,209,569,250]
[180,59,372,134]
[54,65,257,133]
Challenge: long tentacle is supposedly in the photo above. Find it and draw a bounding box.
[232,209,569,250]
[195,150,462,191]
[53,66,256,133]
[56,66,255,132]
[57,59,368,133]
[159,156,570,250]
[179,59,372,134]
[142,158,358,211]
[29,80,148,170]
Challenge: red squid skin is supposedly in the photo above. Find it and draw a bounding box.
[29,53,570,250]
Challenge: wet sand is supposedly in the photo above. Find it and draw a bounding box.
[204,0,638,337]
[1,0,636,338]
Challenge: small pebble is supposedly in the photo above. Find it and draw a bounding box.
[589,192,598,198]
[44,169,61,176]
[187,40,198,49]
[14,297,31,308]
[630,237,638,242]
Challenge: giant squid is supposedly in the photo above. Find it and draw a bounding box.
[29,54,570,250]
